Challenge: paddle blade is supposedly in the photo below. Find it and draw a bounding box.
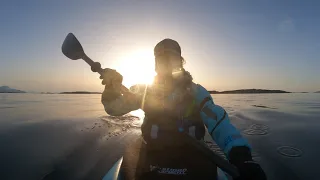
[62,33,85,60]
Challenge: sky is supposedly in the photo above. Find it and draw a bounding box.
[0,0,319,92]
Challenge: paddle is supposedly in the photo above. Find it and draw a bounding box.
[61,33,240,179]
[181,133,240,178]
[61,33,129,93]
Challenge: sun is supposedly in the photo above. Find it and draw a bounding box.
[114,48,156,88]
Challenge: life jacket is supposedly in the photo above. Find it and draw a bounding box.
[140,70,205,147]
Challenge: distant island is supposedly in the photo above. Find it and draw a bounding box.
[209,89,291,94]
[58,89,291,95]
[0,86,26,93]
[60,91,102,94]
[315,91,320,93]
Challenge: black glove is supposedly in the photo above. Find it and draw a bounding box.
[234,160,267,180]
[99,68,123,87]
[229,146,267,180]
[100,68,123,102]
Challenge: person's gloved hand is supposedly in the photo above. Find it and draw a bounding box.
[99,68,123,89]
[100,68,123,102]
[234,160,267,180]
[229,146,267,180]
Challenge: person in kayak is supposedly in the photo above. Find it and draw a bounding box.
[100,39,266,180]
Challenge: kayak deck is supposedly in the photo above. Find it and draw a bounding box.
[103,138,229,180]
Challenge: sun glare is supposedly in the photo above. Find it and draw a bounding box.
[115,48,156,88]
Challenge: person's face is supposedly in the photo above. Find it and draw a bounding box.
[155,52,182,76]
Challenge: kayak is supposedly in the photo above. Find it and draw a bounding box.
[102,156,229,180]
[101,135,231,180]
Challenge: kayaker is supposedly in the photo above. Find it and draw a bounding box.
[100,38,267,180]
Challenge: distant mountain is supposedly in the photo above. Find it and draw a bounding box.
[208,90,220,94]
[60,91,102,94]
[315,91,320,93]
[0,86,26,93]
[209,89,291,94]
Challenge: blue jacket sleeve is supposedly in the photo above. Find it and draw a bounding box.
[193,84,251,158]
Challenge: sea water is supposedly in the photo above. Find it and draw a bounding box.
[0,93,319,179]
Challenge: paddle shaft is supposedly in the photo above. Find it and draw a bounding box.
[82,54,129,93]
[82,53,238,177]
[182,133,240,178]
[82,53,239,177]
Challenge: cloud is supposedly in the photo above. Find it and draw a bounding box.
[278,17,296,33]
